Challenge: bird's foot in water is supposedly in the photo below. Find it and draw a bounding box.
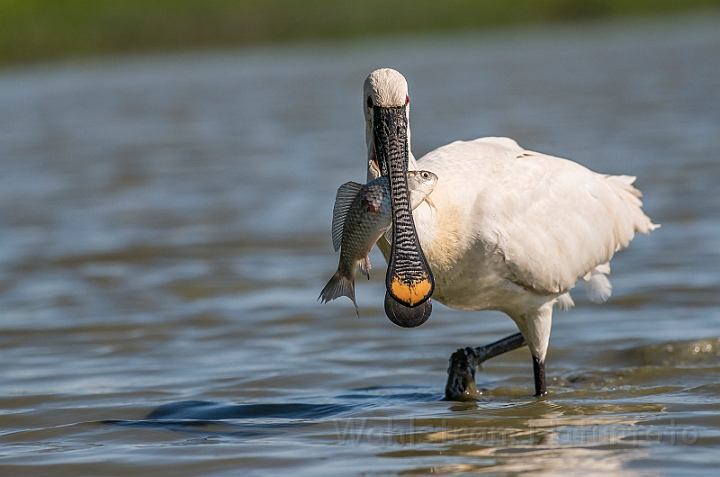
[445,347,483,400]
[444,333,527,401]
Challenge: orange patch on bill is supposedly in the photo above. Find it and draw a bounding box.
[390,276,433,307]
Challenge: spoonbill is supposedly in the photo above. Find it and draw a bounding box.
[362,68,658,398]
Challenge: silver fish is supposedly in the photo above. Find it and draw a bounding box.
[319,170,438,317]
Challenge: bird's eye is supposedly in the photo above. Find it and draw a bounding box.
[405,95,410,105]
[422,172,429,178]
[366,96,373,108]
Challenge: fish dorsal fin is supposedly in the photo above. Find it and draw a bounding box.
[331,181,364,251]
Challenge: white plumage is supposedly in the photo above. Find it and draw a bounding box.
[365,69,658,372]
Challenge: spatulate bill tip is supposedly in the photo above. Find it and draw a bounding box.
[384,292,432,328]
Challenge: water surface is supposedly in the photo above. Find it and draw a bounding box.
[1,15,719,476]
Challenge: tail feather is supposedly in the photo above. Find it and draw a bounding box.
[318,271,358,317]
[555,292,575,311]
[583,267,613,304]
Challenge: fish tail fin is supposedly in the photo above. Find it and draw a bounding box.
[318,271,359,317]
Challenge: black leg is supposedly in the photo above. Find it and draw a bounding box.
[445,332,526,400]
[533,355,547,396]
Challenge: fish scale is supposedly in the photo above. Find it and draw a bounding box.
[319,171,438,317]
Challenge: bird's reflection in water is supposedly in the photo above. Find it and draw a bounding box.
[382,407,653,476]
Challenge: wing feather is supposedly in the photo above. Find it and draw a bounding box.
[415,138,658,297]
[492,150,657,294]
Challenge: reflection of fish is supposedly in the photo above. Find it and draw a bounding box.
[319,171,438,317]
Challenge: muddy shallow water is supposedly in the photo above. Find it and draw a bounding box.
[1,14,719,476]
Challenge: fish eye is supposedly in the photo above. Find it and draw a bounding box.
[366,96,373,108]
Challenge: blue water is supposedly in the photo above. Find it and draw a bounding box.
[1,14,719,477]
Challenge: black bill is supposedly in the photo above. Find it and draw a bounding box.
[372,105,435,319]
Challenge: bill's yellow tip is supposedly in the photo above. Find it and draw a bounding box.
[390,276,433,307]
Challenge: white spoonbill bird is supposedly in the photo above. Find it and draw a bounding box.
[361,68,658,398]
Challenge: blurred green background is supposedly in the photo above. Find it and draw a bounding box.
[2,0,720,65]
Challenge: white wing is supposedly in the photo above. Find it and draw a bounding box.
[414,137,658,296]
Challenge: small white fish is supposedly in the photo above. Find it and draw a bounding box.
[319,170,438,317]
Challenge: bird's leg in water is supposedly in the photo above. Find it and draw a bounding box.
[533,356,547,396]
[445,332,526,400]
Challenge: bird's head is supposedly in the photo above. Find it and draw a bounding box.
[362,68,434,327]
[363,68,411,182]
